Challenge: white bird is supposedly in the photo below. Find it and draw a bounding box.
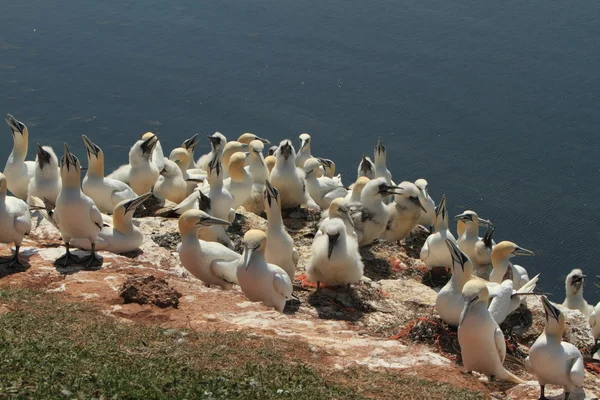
[303,158,347,210]
[320,197,356,236]
[28,145,61,206]
[3,114,35,200]
[0,172,31,267]
[373,137,392,184]
[196,132,227,172]
[168,147,206,196]
[223,152,252,210]
[81,135,137,215]
[307,217,364,290]
[177,209,239,289]
[242,140,270,215]
[345,176,370,204]
[470,226,496,280]
[414,179,435,229]
[349,177,400,246]
[295,133,313,169]
[438,239,539,327]
[269,140,317,209]
[357,155,375,180]
[70,193,151,254]
[180,133,200,169]
[141,132,165,172]
[264,155,276,175]
[317,158,338,179]
[458,280,523,383]
[264,179,298,281]
[382,181,427,242]
[562,269,594,316]
[525,296,585,400]
[455,210,494,278]
[220,141,249,179]
[489,241,535,291]
[54,144,104,268]
[106,135,159,195]
[153,159,187,204]
[237,229,293,313]
[420,194,457,270]
[237,132,270,146]
[590,301,600,346]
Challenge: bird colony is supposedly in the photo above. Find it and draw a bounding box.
[1,113,599,398]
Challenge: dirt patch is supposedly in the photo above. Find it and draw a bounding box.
[119,275,182,308]
[151,232,181,251]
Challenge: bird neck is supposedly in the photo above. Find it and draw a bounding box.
[543,320,564,339]
[266,206,284,227]
[11,135,28,161]
[565,285,583,300]
[464,222,478,237]
[87,155,105,178]
[61,170,81,189]
[113,212,133,235]
[374,152,386,167]
[434,216,448,232]
[229,166,245,182]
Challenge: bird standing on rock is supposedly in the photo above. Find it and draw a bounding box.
[0,172,31,268]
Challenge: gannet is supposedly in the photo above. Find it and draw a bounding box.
[295,133,313,169]
[106,135,159,195]
[457,220,466,238]
[177,209,239,289]
[349,177,401,246]
[237,132,270,145]
[222,152,252,210]
[268,146,278,156]
[320,198,355,236]
[590,301,600,346]
[264,179,298,280]
[198,155,234,247]
[241,140,270,215]
[269,140,317,209]
[382,181,426,242]
[525,296,585,400]
[81,135,137,214]
[303,158,347,210]
[357,155,375,180]
[420,195,457,270]
[3,114,35,200]
[70,193,151,254]
[54,144,103,267]
[455,210,494,276]
[180,133,200,169]
[562,269,594,316]
[489,241,534,291]
[458,280,523,383]
[237,229,293,313]
[168,147,206,196]
[307,217,364,289]
[345,176,370,204]
[221,141,249,179]
[374,137,392,184]
[437,239,540,327]
[153,159,187,204]
[196,132,227,172]
[141,132,165,172]
[317,158,337,179]
[0,172,31,267]
[414,179,435,229]
[28,145,61,206]
[264,155,276,174]
[470,225,496,279]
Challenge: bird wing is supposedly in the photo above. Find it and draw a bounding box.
[104,178,136,204]
[487,281,513,325]
[90,204,104,230]
[590,310,597,328]
[323,186,348,204]
[14,213,31,236]
[494,326,507,364]
[106,164,130,182]
[524,356,532,373]
[512,274,539,297]
[568,351,585,388]
[292,247,299,266]
[153,142,165,171]
[273,272,293,299]
[173,191,200,214]
[420,237,430,262]
[209,259,239,285]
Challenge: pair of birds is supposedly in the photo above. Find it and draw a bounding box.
[458,279,585,400]
[561,269,600,353]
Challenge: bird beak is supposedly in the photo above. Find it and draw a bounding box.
[410,196,427,212]
[380,184,403,196]
[338,205,355,230]
[5,114,25,136]
[478,218,493,228]
[123,192,152,213]
[160,166,168,176]
[317,157,332,168]
[195,215,231,227]
[255,136,270,144]
[264,179,278,207]
[435,195,447,220]
[360,156,372,172]
[300,139,308,150]
[82,135,101,158]
[453,213,472,222]
[445,238,468,272]
[482,226,495,249]
[279,142,293,158]
[182,133,200,150]
[197,191,211,212]
[207,135,222,147]
[243,246,255,270]
[63,143,76,169]
[141,135,158,155]
[327,232,340,259]
[541,296,560,321]
[571,274,585,286]
[36,145,51,170]
[375,137,385,155]
[512,247,535,257]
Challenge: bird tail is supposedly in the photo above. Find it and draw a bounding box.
[498,368,524,384]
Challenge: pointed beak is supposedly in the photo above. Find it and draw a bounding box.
[141,136,158,155]
[410,196,427,212]
[82,135,100,158]
[541,296,560,321]
[63,143,76,169]
[327,232,340,259]
[453,213,472,222]
[124,192,152,213]
[360,156,372,172]
[196,215,230,227]
[243,246,255,270]
[5,114,25,135]
[264,179,278,207]
[435,195,447,219]
[280,142,292,158]
[478,218,493,227]
[482,226,495,249]
[338,205,355,230]
[36,145,51,169]
[208,135,222,147]
[513,247,535,257]
[375,137,385,154]
[300,139,308,150]
[380,184,403,196]
[182,134,200,150]
[445,238,467,272]
[255,136,270,145]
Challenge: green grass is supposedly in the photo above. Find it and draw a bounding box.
[0,288,485,399]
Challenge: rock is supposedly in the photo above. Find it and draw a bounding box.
[151,231,181,251]
[119,275,181,308]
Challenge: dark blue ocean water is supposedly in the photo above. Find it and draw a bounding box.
[1,0,599,303]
